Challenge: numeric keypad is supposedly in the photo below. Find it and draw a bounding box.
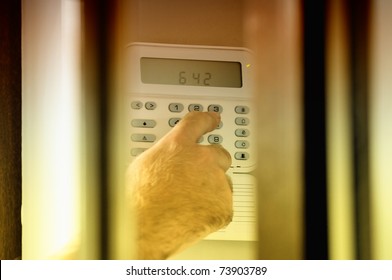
[130,99,254,169]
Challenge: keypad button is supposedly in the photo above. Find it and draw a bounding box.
[131,119,156,128]
[188,104,204,112]
[235,106,249,114]
[168,118,181,127]
[235,117,249,126]
[131,101,143,109]
[208,104,223,113]
[208,134,223,144]
[235,140,249,149]
[131,134,156,142]
[145,101,157,110]
[235,129,250,137]
[131,148,147,156]
[169,103,184,112]
[216,121,223,129]
[235,152,249,160]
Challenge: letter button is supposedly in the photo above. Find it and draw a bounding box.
[168,118,181,127]
[131,148,147,156]
[235,152,249,160]
[131,101,143,109]
[235,129,250,137]
[131,119,156,128]
[235,117,249,126]
[235,140,249,149]
[131,134,156,142]
[145,101,157,110]
[235,106,249,114]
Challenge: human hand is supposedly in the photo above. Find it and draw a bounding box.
[126,111,233,259]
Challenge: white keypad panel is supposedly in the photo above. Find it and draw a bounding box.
[129,97,256,172]
[206,173,257,241]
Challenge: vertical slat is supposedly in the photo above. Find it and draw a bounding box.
[244,0,304,259]
[369,0,392,260]
[326,0,356,260]
[0,0,22,260]
[303,0,329,259]
[348,0,372,260]
[83,0,113,259]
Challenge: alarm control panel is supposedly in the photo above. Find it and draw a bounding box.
[127,43,257,241]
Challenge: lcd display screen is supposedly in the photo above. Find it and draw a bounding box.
[140,57,242,88]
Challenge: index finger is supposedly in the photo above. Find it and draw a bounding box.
[168,111,221,143]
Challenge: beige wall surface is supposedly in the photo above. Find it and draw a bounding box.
[126,0,244,47]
